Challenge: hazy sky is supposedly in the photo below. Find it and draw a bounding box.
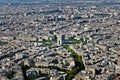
[0,0,118,3]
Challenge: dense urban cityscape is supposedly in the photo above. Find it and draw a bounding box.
[0,0,120,80]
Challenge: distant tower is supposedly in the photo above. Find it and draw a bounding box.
[57,34,65,45]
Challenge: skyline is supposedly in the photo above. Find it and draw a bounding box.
[0,0,119,3]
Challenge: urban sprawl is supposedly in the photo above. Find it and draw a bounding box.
[0,1,120,80]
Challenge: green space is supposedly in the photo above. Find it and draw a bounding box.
[63,44,85,80]
[22,39,85,80]
[53,35,57,42]
[38,35,57,46]
[21,65,48,80]
[7,72,14,79]
[21,65,67,80]
[66,37,85,44]
[41,35,57,43]
[5,71,15,79]
[42,38,52,43]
